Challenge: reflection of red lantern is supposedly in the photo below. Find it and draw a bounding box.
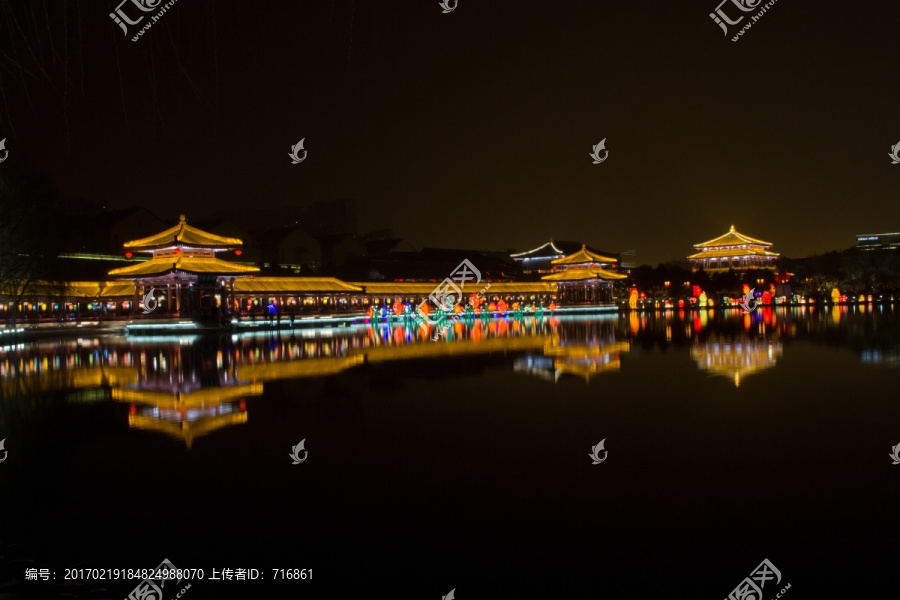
[124,251,132,258]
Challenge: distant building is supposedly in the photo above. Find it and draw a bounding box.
[856,232,900,250]
[688,225,779,272]
[541,245,627,305]
[511,239,620,274]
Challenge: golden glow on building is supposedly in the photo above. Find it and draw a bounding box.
[688,225,779,272]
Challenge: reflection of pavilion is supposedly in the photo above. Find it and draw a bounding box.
[691,337,783,387]
[514,336,630,383]
[112,381,262,448]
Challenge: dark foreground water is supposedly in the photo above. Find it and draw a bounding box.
[1,305,899,599]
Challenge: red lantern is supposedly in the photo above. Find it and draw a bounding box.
[235,249,243,256]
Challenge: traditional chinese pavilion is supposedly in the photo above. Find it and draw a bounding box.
[511,238,620,274]
[108,215,259,318]
[541,245,626,304]
[688,225,779,272]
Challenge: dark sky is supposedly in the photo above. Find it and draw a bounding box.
[2,0,899,264]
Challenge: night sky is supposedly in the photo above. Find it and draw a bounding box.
[2,0,900,264]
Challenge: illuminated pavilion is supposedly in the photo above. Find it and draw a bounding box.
[108,215,259,317]
[541,245,627,304]
[688,225,779,272]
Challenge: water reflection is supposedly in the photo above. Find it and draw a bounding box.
[691,337,783,387]
[2,307,900,447]
[515,319,629,383]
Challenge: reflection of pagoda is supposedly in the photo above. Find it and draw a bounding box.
[112,381,262,448]
[688,225,779,272]
[514,333,630,383]
[691,337,783,387]
[541,245,626,304]
[109,215,259,317]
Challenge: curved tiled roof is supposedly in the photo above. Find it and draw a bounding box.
[124,215,244,250]
[694,225,773,248]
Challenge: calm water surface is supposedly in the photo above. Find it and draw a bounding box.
[1,306,899,598]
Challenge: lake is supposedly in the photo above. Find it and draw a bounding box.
[1,305,899,599]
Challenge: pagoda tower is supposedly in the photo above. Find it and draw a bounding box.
[541,245,626,305]
[688,225,779,272]
[109,215,259,318]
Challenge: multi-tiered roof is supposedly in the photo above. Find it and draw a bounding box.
[541,245,626,282]
[109,215,259,279]
[687,225,779,272]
